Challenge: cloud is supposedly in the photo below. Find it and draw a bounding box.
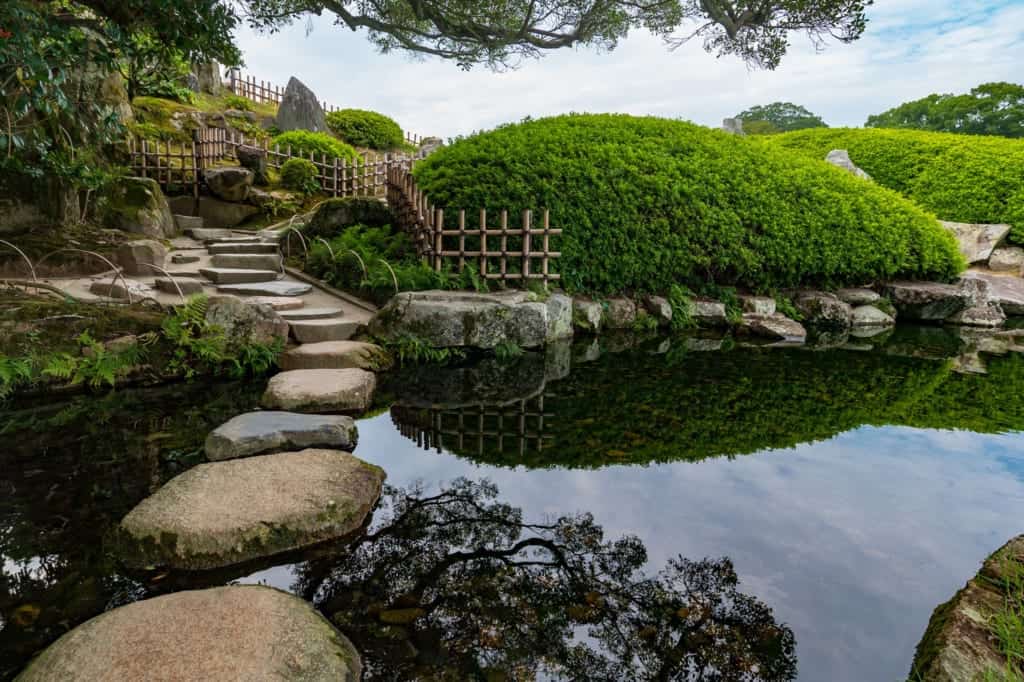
[233,1,1024,137]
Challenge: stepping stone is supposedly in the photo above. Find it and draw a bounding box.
[208,242,280,255]
[261,369,376,413]
[174,214,204,231]
[154,278,204,295]
[170,253,201,264]
[211,253,282,270]
[246,296,305,311]
[117,449,384,569]
[280,341,393,371]
[200,267,279,284]
[217,281,312,297]
[15,585,362,681]
[290,318,362,343]
[280,307,345,320]
[205,411,357,461]
[186,227,232,241]
[207,235,261,244]
[89,279,156,300]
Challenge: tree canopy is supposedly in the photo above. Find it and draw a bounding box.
[736,102,828,133]
[866,82,1024,138]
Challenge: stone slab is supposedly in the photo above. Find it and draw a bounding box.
[211,253,282,270]
[217,281,313,297]
[154,277,205,295]
[170,253,201,265]
[200,267,279,284]
[246,296,306,310]
[280,341,393,371]
[88,279,156,300]
[186,227,233,241]
[290,319,362,343]
[208,243,280,255]
[963,271,1024,315]
[280,307,345,320]
[261,369,376,413]
[941,220,1012,264]
[174,214,204,232]
[205,411,357,461]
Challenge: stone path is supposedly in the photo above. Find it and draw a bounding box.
[205,411,357,461]
[262,368,377,413]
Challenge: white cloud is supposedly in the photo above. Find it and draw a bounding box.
[233,1,1024,137]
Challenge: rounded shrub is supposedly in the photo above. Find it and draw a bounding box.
[768,128,1024,243]
[271,130,360,164]
[280,158,319,193]
[326,109,404,150]
[413,114,965,294]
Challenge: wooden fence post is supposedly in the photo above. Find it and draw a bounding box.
[434,208,443,272]
[522,209,532,281]
[479,209,488,277]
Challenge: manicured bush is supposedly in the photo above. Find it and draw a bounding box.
[768,127,1024,243]
[223,94,254,112]
[271,130,360,164]
[413,114,964,294]
[326,109,405,150]
[280,158,320,193]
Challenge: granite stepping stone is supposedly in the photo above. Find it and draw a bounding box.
[217,281,312,297]
[261,369,376,413]
[211,253,282,270]
[290,319,362,343]
[205,411,357,461]
[207,242,280,255]
[200,267,279,284]
[117,449,384,569]
[15,585,362,681]
[280,341,393,371]
[246,296,305,310]
[280,307,345,320]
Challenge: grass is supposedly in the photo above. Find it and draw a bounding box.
[987,558,1024,681]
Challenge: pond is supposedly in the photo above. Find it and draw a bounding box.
[2,326,1023,681]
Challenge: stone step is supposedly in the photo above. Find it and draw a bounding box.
[174,214,204,232]
[211,253,282,270]
[186,227,232,241]
[199,268,279,284]
[280,307,345,321]
[205,411,357,461]
[261,369,377,413]
[290,318,362,343]
[170,253,201,265]
[154,278,205,295]
[208,242,280,255]
[216,281,312,297]
[207,235,262,245]
[280,341,393,371]
[244,296,305,311]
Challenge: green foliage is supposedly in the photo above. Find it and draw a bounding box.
[988,558,1024,680]
[279,158,320,194]
[773,293,803,321]
[380,333,467,366]
[769,127,1024,244]
[867,82,1024,138]
[223,94,254,112]
[494,340,525,361]
[271,130,360,164]
[667,285,696,331]
[414,114,964,295]
[0,355,35,400]
[302,196,394,239]
[737,102,828,132]
[326,109,405,150]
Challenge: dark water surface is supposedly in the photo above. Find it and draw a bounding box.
[2,327,1023,681]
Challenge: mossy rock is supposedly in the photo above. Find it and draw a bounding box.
[304,197,393,239]
[101,177,176,239]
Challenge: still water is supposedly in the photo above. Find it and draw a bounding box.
[2,327,1023,681]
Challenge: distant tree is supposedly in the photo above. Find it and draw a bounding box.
[736,102,828,133]
[866,82,1024,138]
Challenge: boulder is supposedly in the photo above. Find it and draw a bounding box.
[946,304,1006,328]
[117,449,384,569]
[851,305,895,329]
[369,290,564,349]
[262,369,377,413]
[89,279,156,301]
[204,167,254,203]
[205,411,357,461]
[962,271,1024,315]
[14,586,361,682]
[737,314,807,343]
[275,77,328,133]
[237,146,270,185]
[740,295,776,316]
[794,291,853,330]
[103,177,177,239]
[304,197,393,238]
[205,296,289,345]
[280,341,394,371]
[168,195,260,229]
[115,240,167,276]
[173,214,204,232]
[721,118,745,135]
[836,288,880,305]
[939,221,1011,264]
[988,246,1024,273]
[171,253,200,265]
[572,296,603,333]
[883,281,979,320]
[691,299,729,327]
[192,62,222,95]
[825,149,871,180]
[642,295,673,327]
[604,297,637,329]
[544,293,573,340]
[289,319,362,344]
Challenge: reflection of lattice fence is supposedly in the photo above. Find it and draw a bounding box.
[391,397,552,457]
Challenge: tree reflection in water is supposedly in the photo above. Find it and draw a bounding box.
[294,479,797,681]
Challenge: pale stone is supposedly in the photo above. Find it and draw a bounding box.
[642,295,673,327]
[261,369,376,413]
[794,291,853,330]
[89,279,156,300]
[289,319,362,343]
[740,295,776,316]
[572,296,603,333]
[116,240,167,276]
[205,297,289,345]
[946,304,1006,328]
[941,221,1012,264]
[836,288,880,305]
[883,281,977,320]
[604,297,637,329]
[276,77,328,133]
[205,412,357,461]
[211,253,282,270]
[204,167,254,203]
[280,341,393,371]
[155,278,204,295]
[961,271,1024,315]
[851,305,895,328]
[826,149,871,180]
[988,246,1024,272]
[737,313,807,343]
[217,281,312,297]
[200,267,278,284]
[691,299,729,327]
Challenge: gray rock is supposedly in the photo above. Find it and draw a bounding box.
[740,295,776,316]
[169,195,260,229]
[192,62,222,95]
[961,271,1024,315]
[686,336,725,352]
[200,267,278,284]
[204,167,254,203]
[280,341,393,371]
[216,280,312,297]
[988,246,1024,273]
[946,304,1006,328]
[721,118,745,135]
[205,296,289,345]
[276,77,328,133]
[14,586,362,682]
[737,313,807,343]
[182,226,233,241]
[826,149,871,180]
[604,297,637,329]
[173,214,204,232]
[211,253,282,271]
[171,253,201,265]
[691,299,729,327]
[794,291,852,330]
[940,221,1012,265]
[642,295,673,327]
[851,305,895,328]
[155,278,204,296]
[208,242,280,255]
[572,296,603,333]
[103,177,177,239]
[118,449,384,569]
[545,293,574,340]
[836,288,880,305]
[289,319,362,343]
[883,281,976,320]
[89,279,156,301]
[116,240,167,276]
[236,146,270,185]
[305,197,393,237]
[262,369,377,413]
[205,411,357,461]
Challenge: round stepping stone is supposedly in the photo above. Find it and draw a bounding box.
[261,369,376,413]
[217,281,312,297]
[200,267,279,284]
[290,318,362,343]
[16,585,362,681]
[117,449,384,569]
[280,307,345,320]
[155,277,204,295]
[280,341,393,371]
[205,411,357,461]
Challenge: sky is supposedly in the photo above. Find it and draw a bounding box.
[233,0,1024,140]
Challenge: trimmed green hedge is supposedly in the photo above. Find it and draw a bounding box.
[280,158,319,193]
[326,109,404,150]
[413,114,964,294]
[271,130,360,164]
[768,127,1024,244]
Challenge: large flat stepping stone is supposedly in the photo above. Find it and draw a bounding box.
[170,253,201,264]
[118,449,384,569]
[246,296,305,310]
[15,585,361,681]
[262,369,376,413]
[89,279,156,300]
[217,280,312,297]
[211,253,282,270]
[205,411,357,461]
[208,242,280,255]
[200,267,279,284]
[186,227,232,241]
[208,235,261,244]
[290,318,362,343]
[154,277,205,295]
[281,307,345,320]
[281,341,393,371]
